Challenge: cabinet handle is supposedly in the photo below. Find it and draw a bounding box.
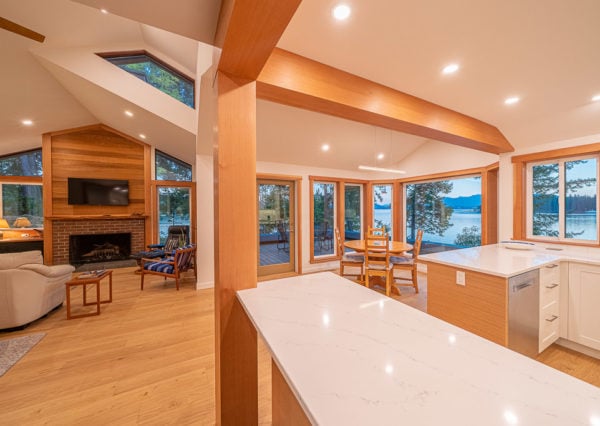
[545,283,559,289]
[545,264,559,269]
[545,315,559,323]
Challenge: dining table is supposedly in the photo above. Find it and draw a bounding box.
[342,239,414,296]
[343,239,413,254]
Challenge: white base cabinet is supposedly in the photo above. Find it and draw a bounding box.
[568,263,600,351]
[539,263,560,353]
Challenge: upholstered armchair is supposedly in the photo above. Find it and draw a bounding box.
[0,250,75,329]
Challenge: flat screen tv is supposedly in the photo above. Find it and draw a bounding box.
[68,178,129,206]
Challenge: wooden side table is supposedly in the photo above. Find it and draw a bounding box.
[65,270,113,320]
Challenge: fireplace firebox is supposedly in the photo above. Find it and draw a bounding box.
[69,233,131,266]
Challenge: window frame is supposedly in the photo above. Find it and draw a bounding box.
[309,176,368,263]
[525,154,599,244]
[512,141,600,247]
[98,50,196,108]
[402,173,483,251]
[0,148,43,177]
[155,149,193,182]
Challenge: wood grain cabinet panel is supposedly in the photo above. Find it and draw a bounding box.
[426,262,508,346]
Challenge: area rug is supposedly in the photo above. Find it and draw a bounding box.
[0,332,45,377]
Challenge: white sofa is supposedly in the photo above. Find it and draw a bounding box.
[0,250,75,329]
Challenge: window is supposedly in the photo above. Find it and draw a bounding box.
[527,156,598,242]
[373,184,393,237]
[344,184,362,244]
[0,183,43,227]
[157,187,191,244]
[405,176,482,253]
[313,182,336,257]
[0,149,42,176]
[155,150,192,181]
[100,51,195,108]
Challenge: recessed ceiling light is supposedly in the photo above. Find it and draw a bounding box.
[321,144,330,152]
[592,94,600,102]
[504,96,520,105]
[124,110,134,117]
[100,8,109,14]
[332,4,351,21]
[139,134,146,140]
[21,119,33,126]
[377,153,385,160]
[442,63,459,75]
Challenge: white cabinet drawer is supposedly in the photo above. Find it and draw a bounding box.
[539,301,559,353]
[540,262,560,284]
[540,280,560,308]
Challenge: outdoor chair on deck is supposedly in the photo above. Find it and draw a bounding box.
[317,221,333,251]
[130,225,189,271]
[140,244,197,291]
[276,220,289,252]
[390,229,423,294]
[335,228,364,283]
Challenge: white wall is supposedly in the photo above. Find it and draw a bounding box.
[498,132,600,241]
[396,140,499,178]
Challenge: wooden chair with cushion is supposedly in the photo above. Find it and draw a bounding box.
[140,244,197,291]
[390,229,423,294]
[334,228,364,283]
[364,233,392,293]
[131,225,190,272]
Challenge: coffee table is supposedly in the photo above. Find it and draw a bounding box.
[65,270,113,320]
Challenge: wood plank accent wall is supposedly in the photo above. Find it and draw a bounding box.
[42,125,151,263]
[47,126,148,217]
[425,262,508,346]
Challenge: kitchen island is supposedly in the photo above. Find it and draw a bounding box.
[237,272,599,425]
[420,243,600,355]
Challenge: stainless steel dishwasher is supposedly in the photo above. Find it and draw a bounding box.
[508,269,540,358]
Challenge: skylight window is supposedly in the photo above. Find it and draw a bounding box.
[99,51,195,108]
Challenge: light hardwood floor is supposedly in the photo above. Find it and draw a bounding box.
[0,268,598,425]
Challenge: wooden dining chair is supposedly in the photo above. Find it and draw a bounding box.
[390,229,423,294]
[335,228,364,283]
[364,233,392,292]
[367,226,386,237]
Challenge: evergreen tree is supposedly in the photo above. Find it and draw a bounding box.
[406,181,454,242]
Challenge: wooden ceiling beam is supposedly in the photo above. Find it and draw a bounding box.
[214,0,301,81]
[257,48,514,154]
[0,17,45,43]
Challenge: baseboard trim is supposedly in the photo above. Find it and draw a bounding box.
[195,281,214,290]
[556,338,600,360]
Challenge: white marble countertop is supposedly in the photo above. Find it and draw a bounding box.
[419,243,600,277]
[237,272,600,425]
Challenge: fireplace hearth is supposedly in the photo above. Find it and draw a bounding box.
[70,233,131,266]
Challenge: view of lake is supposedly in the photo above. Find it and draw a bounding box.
[375,209,598,244]
[375,209,481,244]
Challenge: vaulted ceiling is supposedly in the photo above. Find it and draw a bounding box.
[2,0,600,171]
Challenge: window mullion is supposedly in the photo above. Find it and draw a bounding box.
[558,161,566,239]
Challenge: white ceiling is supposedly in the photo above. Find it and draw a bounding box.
[278,0,600,150]
[2,0,600,171]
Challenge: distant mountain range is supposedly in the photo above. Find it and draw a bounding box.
[443,194,481,209]
[374,194,482,210]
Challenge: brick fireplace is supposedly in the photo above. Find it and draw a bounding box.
[52,218,145,265]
